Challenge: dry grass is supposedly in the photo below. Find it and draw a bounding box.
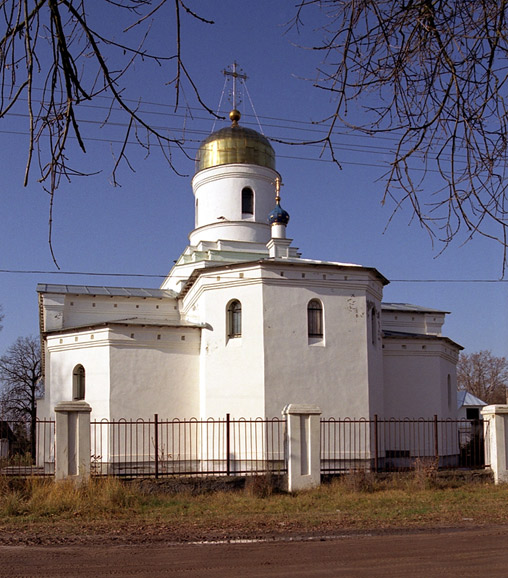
[0,473,506,544]
[0,477,137,520]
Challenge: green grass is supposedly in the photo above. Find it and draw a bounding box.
[0,473,506,543]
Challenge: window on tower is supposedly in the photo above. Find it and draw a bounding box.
[227,300,242,338]
[242,187,254,216]
[307,299,324,341]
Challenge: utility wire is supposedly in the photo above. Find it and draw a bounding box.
[0,269,165,279]
[0,125,446,173]
[3,91,475,166]
[0,269,506,283]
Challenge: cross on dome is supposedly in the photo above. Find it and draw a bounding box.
[223,61,248,111]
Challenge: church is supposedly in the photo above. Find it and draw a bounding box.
[36,109,462,422]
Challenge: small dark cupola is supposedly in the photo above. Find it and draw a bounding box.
[268,177,290,229]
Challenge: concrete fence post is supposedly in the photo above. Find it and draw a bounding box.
[54,401,92,482]
[481,404,508,484]
[282,404,322,492]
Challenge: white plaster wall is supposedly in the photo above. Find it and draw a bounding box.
[190,164,279,245]
[44,328,112,420]
[262,279,375,419]
[381,311,445,336]
[182,269,266,418]
[42,325,201,422]
[366,300,385,418]
[190,221,271,245]
[382,339,459,418]
[41,294,65,331]
[183,263,386,420]
[61,294,179,330]
[438,354,460,418]
[108,326,200,420]
[182,261,383,417]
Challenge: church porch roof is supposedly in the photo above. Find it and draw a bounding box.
[37,284,177,299]
[382,330,463,350]
[382,303,450,314]
[42,316,207,336]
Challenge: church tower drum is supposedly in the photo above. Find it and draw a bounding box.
[189,109,281,246]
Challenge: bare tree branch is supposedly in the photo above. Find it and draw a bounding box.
[0,1,216,265]
[291,0,508,273]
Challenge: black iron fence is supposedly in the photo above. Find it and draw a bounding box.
[0,414,489,478]
[321,416,488,473]
[91,414,286,478]
[0,418,55,476]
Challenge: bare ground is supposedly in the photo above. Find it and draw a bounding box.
[1,525,508,577]
[0,513,497,547]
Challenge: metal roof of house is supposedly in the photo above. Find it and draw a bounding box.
[37,284,177,299]
[457,390,488,409]
[382,303,449,314]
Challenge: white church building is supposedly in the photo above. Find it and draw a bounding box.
[36,109,462,422]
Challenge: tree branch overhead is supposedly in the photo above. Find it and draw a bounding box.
[293,0,508,272]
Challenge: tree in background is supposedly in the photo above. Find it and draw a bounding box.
[0,336,43,459]
[457,350,508,404]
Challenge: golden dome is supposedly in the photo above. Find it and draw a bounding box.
[196,111,275,173]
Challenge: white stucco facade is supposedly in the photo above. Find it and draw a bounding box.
[37,112,462,423]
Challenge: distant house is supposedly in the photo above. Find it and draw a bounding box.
[457,390,487,421]
[0,421,15,459]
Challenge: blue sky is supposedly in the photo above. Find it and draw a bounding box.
[0,1,506,358]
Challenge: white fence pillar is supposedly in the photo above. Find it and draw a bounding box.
[482,404,508,484]
[282,404,322,492]
[54,401,92,482]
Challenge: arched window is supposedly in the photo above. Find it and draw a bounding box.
[307,299,323,339]
[242,187,254,216]
[73,364,86,400]
[227,300,242,338]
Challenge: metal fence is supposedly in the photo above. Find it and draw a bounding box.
[0,418,55,476]
[91,414,286,478]
[0,413,489,479]
[321,416,488,473]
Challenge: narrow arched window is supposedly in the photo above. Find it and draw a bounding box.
[227,300,242,338]
[307,299,323,338]
[242,187,254,216]
[73,364,86,400]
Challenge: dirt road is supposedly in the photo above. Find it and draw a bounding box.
[1,526,508,577]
